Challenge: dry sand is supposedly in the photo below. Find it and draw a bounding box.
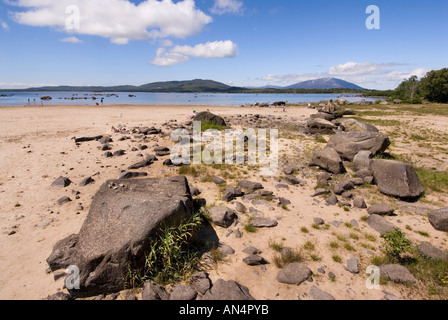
[0,104,447,300]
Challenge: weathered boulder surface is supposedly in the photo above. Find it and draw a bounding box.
[309,147,345,174]
[47,176,193,297]
[370,159,424,200]
[334,118,379,133]
[367,214,397,234]
[194,111,227,127]
[277,263,312,285]
[379,264,417,284]
[199,279,255,300]
[307,118,337,134]
[327,132,390,161]
[427,207,448,231]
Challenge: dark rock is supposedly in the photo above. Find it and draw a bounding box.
[285,175,306,186]
[313,217,324,225]
[242,246,262,255]
[353,197,367,209]
[45,292,73,300]
[52,176,72,188]
[207,206,237,228]
[117,171,148,179]
[327,132,391,161]
[336,118,379,133]
[194,111,227,127]
[367,203,395,216]
[212,177,226,185]
[309,147,345,174]
[306,118,337,134]
[370,159,424,200]
[428,207,448,231]
[113,150,125,157]
[57,196,72,206]
[47,176,193,298]
[325,194,339,205]
[238,180,263,191]
[243,255,269,266]
[190,187,201,197]
[169,284,197,301]
[277,263,312,285]
[128,156,154,170]
[333,180,354,195]
[353,150,373,173]
[417,243,447,260]
[98,136,113,145]
[78,177,94,187]
[103,151,113,158]
[309,286,335,300]
[278,197,291,206]
[379,264,417,284]
[142,281,169,300]
[235,202,247,213]
[74,136,103,144]
[222,187,244,202]
[344,257,359,274]
[367,215,397,234]
[199,279,255,300]
[250,217,278,228]
[190,271,212,295]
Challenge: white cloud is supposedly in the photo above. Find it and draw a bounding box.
[171,40,239,58]
[211,0,243,15]
[1,21,9,31]
[151,40,239,66]
[385,68,427,82]
[328,62,400,76]
[61,36,83,44]
[150,48,190,66]
[9,0,213,44]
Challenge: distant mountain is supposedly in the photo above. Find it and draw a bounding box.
[285,78,364,90]
[25,79,246,93]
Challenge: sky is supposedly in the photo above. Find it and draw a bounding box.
[0,0,447,90]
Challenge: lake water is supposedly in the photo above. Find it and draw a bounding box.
[0,92,381,107]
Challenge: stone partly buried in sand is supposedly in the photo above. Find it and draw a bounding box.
[370,159,425,201]
[194,111,227,127]
[427,207,448,231]
[47,176,194,297]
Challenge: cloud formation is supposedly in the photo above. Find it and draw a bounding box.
[60,36,83,44]
[211,0,243,15]
[9,0,213,44]
[151,40,239,66]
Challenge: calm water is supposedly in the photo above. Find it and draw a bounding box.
[0,92,381,107]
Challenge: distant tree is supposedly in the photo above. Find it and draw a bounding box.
[420,68,448,103]
[393,75,422,104]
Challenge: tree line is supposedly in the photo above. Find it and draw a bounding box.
[389,68,448,104]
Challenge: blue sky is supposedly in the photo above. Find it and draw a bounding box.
[0,0,447,90]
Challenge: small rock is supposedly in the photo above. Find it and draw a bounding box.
[344,257,359,274]
[277,263,312,285]
[367,203,395,216]
[353,197,367,209]
[243,255,269,266]
[57,196,72,206]
[309,286,335,300]
[325,194,339,205]
[52,176,71,188]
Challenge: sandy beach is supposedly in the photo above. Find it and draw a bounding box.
[1,104,447,300]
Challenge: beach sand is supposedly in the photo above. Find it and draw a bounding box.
[0,104,447,300]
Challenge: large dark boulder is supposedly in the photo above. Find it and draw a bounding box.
[327,132,390,161]
[47,176,193,297]
[194,111,227,127]
[427,207,448,231]
[370,159,424,201]
[309,147,345,174]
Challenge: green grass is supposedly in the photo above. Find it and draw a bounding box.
[332,255,342,263]
[126,211,204,287]
[415,167,448,193]
[273,248,304,269]
[201,121,230,132]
